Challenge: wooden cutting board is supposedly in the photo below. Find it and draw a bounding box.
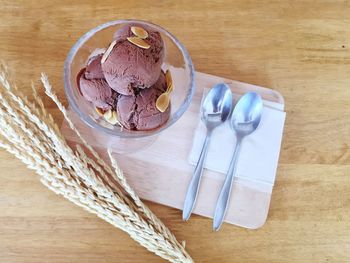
[61,71,285,229]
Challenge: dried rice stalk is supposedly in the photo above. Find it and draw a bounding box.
[0,65,193,263]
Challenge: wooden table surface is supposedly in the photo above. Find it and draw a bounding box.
[1,1,350,262]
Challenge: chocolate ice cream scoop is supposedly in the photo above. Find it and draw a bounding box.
[101,24,165,95]
[117,71,170,130]
[85,53,105,79]
[78,67,114,110]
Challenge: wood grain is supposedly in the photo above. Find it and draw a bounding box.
[0,0,350,262]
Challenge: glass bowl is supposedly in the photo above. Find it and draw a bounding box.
[64,20,195,153]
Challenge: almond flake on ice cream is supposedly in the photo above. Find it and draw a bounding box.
[131,26,149,39]
[126,37,151,49]
[101,40,117,63]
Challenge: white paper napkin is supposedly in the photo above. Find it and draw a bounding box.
[188,96,286,193]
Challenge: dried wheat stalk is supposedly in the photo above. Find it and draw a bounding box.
[0,65,193,263]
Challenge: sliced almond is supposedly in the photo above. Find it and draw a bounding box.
[104,110,120,125]
[108,111,120,125]
[156,93,170,113]
[95,107,105,116]
[127,37,151,49]
[101,40,117,63]
[131,26,149,39]
[165,69,173,93]
[103,109,112,120]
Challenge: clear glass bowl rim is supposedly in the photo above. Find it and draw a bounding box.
[64,19,195,138]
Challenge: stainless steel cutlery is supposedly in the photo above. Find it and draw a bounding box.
[183,86,263,230]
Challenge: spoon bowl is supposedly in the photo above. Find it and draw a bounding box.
[231,92,263,137]
[202,83,233,130]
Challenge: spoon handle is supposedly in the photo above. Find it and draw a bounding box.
[182,132,211,221]
[213,138,242,230]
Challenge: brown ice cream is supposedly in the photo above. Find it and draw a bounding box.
[77,23,170,131]
[85,53,105,79]
[101,24,165,95]
[78,55,115,109]
[117,71,170,130]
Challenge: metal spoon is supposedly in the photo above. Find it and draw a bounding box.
[183,83,233,221]
[213,92,263,231]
